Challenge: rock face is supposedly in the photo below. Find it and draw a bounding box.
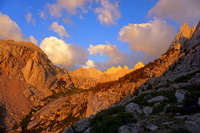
[0,40,73,131]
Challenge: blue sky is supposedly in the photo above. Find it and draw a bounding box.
[0,0,199,71]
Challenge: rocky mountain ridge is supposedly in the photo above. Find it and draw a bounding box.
[19,22,200,133]
[69,62,144,89]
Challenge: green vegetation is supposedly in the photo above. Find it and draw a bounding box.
[126,90,177,106]
[90,105,136,133]
[174,70,200,83]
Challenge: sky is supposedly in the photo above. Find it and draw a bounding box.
[0,0,200,71]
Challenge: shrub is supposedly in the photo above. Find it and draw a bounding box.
[91,111,136,133]
[174,70,200,83]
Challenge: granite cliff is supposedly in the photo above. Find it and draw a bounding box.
[0,40,73,131]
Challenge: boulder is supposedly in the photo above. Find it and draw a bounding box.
[74,118,90,133]
[175,89,188,102]
[146,124,158,132]
[125,103,143,115]
[62,127,75,133]
[147,96,168,103]
[143,106,153,115]
[118,123,140,133]
[185,113,200,133]
[143,95,153,102]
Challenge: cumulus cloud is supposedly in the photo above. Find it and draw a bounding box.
[48,0,91,17]
[28,36,38,45]
[95,0,120,25]
[0,12,24,41]
[26,11,36,24]
[82,60,95,68]
[40,36,88,70]
[50,22,70,38]
[87,43,136,70]
[148,0,200,26]
[119,19,175,59]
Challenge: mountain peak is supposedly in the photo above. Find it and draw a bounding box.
[104,66,123,74]
[133,61,144,70]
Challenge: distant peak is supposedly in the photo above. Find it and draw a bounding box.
[124,65,129,69]
[133,61,144,70]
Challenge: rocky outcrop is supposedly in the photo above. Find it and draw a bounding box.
[0,40,73,131]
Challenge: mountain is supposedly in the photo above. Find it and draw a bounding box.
[133,61,144,70]
[1,21,199,133]
[63,22,200,133]
[69,62,144,89]
[0,40,73,131]
[18,21,200,133]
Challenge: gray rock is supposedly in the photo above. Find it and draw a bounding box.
[62,127,74,133]
[84,127,92,133]
[147,96,168,103]
[118,123,140,133]
[146,124,158,131]
[175,89,188,102]
[74,118,90,133]
[162,121,173,125]
[143,95,153,102]
[185,113,200,133]
[143,106,153,115]
[174,115,188,119]
[198,97,200,107]
[153,102,161,107]
[125,103,143,115]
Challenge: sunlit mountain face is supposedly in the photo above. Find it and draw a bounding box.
[0,0,200,132]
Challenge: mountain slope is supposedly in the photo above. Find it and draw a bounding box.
[63,22,200,133]
[23,22,200,133]
[0,40,74,131]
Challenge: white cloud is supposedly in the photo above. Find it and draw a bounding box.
[29,36,38,45]
[26,11,36,24]
[50,22,70,38]
[40,36,88,71]
[148,0,200,26]
[88,43,134,70]
[38,10,46,19]
[119,19,175,59]
[95,0,120,25]
[48,0,91,17]
[82,60,95,68]
[0,12,24,41]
